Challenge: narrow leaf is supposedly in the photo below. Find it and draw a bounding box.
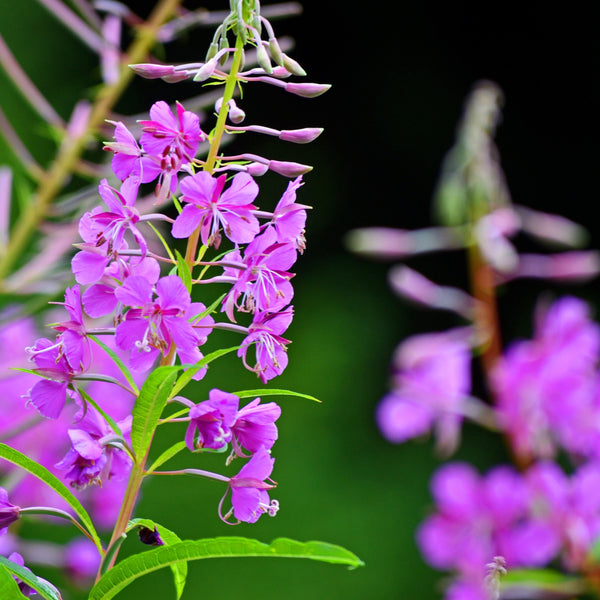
[232,388,321,403]
[0,563,23,600]
[0,556,63,600]
[0,443,102,553]
[175,250,192,294]
[131,366,179,460]
[90,537,363,600]
[146,441,188,474]
[89,335,139,395]
[127,518,187,600]
[78,388,123,438]
[170,346,240,398]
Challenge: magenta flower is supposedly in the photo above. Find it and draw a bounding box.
[185,389,240,451]
[55,404,132,490]
[238,307,293,383]
[104,120,144,182]
[492,296,600,461]
[268,176,309,251]
[416,462,559,580]
[222,447,279,524]
[82,255,161,318]
[139,100,203,162]
[376,330,471,453]
[5,553,36,597]
[171,172,260,248]
[222,227,296,321]
[231,398,281,457]
[0,487,20,534]
[526,460,600,569]
[115,274,211,373]
[64,538,101,585]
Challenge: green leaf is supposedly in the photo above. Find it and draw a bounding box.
[232,388,321,403]
[0,556,63,600]
[502,568,585,596]
[90,537,363,600]
[169,346,240,398]
[146,441,188,474]
[127,519,187,600]
[78,388,123,438]
[0,443,103,553]
[89,335,139,395]
[0,563,23,600]
[175,250,192,294]
[131,366,179,461]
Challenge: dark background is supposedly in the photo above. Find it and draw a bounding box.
[1,1,599,598]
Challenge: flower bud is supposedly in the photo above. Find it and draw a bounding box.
[0,487,20,533]
[129,63,176,80]
[228,100,246,124]
[282,53,306,76]
[268,160,313,177]
[279,127,323,144]
[256,43,273,74]
[284,82,331,98]
[269,37,284,66]
[246,162,270,176]
[194,58,218,82]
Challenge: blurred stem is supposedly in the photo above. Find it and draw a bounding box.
[184,35,245,268]
[0,0,183,285]
[466,226,502,386]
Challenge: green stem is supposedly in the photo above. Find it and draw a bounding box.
[0,0,183,284]
[184,35,245,268]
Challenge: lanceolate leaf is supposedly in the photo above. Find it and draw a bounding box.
[0,556,63,600]
[130,366,179,461]
[0,443,102,553]
[146,441,188,474]
[89,335,139,395]
[232,388,321,403]
[127,518,187,600]
[169,346,240,398]
[0,563,23,600]
[175,250,192,294]
[89,537,363,600]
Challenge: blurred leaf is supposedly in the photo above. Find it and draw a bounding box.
[0,443,102,553]
[0,563,22,599]
[90,537,364,600]
[0,556,63,600]
[502,568,586,597]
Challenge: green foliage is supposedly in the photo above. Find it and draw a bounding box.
[90,537,363,600]
[127,518,187,600]
[130,366,179,462]
[0,556,63,600]
[0,563,23,600]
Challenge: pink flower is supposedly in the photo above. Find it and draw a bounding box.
[172,172,260,248]
[221,447,279,524]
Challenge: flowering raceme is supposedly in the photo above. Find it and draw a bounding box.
[0,2,363,596]
[349,80,600,599]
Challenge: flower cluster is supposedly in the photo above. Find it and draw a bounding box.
[1,0,334,592]
[349,81,600,599]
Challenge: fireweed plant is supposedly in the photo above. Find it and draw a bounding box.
[0,1,362,598]
[349,81,600,600]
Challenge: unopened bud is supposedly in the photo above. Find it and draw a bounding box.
[284,82,331,98]
[205,42,219,62]
[129,63,176,80]
[268,160,313,177]
[282,53,306,76]
[194,58,218,82]
[269,37,284,66]
[256,43,273,74]
[246,162,270,176]
[229,104,246,124]
[162,71,192,83]
[279,127,323,144]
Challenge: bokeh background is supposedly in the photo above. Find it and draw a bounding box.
[1,1,599,598]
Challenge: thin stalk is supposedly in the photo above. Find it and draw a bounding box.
[184,35,245,268]
[0,0,183,283]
